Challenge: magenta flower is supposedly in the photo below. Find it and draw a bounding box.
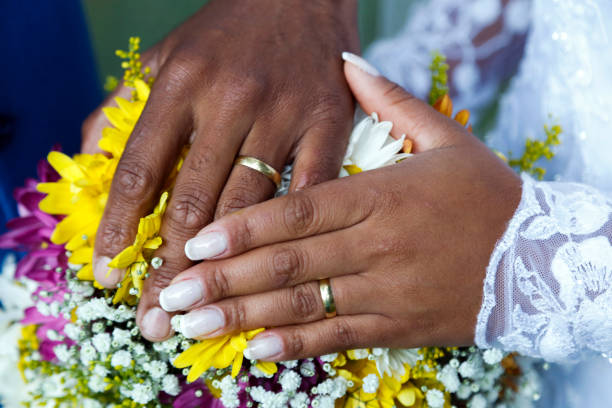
[0,151,73,361]
[0,152,66,281]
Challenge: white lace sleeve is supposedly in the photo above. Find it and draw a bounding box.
[365,0,530,122]
[476,173,612,363]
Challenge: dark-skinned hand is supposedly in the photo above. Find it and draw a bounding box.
[82,0,359,340]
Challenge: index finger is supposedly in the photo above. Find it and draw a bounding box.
[183,174,374,261]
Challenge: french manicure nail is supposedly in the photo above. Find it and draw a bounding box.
[141,307,171,340]
[243,335,283,361]
[341,52,380,76]
[93,256,123,288]
[180,308,225,338]
[185,232,227,260]
[160,279,204,312]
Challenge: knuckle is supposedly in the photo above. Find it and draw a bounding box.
[207,266,231,301]
[147,268,177,295]
[113,160,155,200]
[226,300,248,331]
[271,246,303,287]
[168,189,215,229]
[237,75,266,98]
[283,193,316,236]
[161,56,202,93]
[311,92,345,119]
[332,319,359,349]
[288,284,319,321]
[224,73,266,102]
[186,144,219,173]
[216,190,258,218]
[97,221,132,252]
[284,330,305,358]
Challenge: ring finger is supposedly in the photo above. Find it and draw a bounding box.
[213,119,293,220]
[177,273,373,339]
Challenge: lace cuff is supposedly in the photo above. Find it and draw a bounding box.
[476,174,612,363]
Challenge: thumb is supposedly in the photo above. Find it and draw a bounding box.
[342,52,465,152]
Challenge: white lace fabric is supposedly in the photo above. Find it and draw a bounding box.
[476,174,612,363]
[368,0,612,404]
[366,0,530,123]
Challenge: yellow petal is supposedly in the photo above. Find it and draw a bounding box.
[174,337,227,369]
[256,361,277,376]
[245,328,265,339]
[397,388,416,406]
[343,164,363,175]
[76,264,94,281]
[143,236,162,250]
[155,192,169,214]
[37,184,77,214]
[134,79,150,101]
[382,375,401,394]
[212,343,236,369]
[115,96,139,118]
[402,139,413,154]
[112,274,132,304]
[454,109,470,127]
[129,262,147,291]
[47,151,86,181]
[52,212,93,245]
[433,94,453,117]
[69,246,93,264]
[109,243,141,268]
[99,127,128,157]
[230,333,248,352]
[186,339,228,383]
[102,106,133,133]
[231,352,243,378]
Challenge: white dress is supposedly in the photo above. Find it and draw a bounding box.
[366,0,612,406]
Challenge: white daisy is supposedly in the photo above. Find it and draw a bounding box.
[371,348,420,379]
[340,112,411,177]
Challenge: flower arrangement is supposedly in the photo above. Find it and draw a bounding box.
[0,39,547,408]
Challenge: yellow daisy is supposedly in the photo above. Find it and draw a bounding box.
[109,192,168,304]
[174,329,277,383]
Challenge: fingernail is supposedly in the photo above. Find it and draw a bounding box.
[180,308,225,338]
[342,52,380,76]
[185,232,227,261]
[141,307,171,340]
[160,279,204,312]
[93,256,123,288]
[243,335,283,361]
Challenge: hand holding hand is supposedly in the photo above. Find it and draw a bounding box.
[157,55,522,360]
[83,0,359,341]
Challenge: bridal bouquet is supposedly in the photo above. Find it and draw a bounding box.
[0,39,546,408]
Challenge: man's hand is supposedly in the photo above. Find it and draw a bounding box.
[84,0,359,341]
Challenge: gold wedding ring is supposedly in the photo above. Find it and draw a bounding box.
[319,278,337,318]
[234,156,281,189]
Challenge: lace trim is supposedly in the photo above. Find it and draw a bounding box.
[476,174,540,347]
[476,174,612,363]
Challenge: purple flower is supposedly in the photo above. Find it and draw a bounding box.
[164,379,224,408]
[0,151,72,361]
[0,152,65,281]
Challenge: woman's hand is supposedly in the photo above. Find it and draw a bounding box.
[155,55,522,360]
[83,0,359,340]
